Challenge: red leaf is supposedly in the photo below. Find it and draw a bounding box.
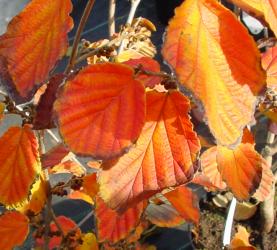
[42,143,70,169]
[96,197,144,243]
[83,173,99,199]
[99,91,200,212]
[0,125,41,206]
[123,57,162,88]
[33,74,65,130]
[0,0,73,102]
[54,63,146,160]
[164,186,200,225]
[0,212,29,250]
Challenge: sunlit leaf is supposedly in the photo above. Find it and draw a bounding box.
[162,0,265,147]
[229,225,256,250]
[201,147,227,190]
[126,221,149,243]
[33,74,65,129]
[99,91,200,212]
[0,0,73,102]
[229,0,277,37]
[164,186,200,225]
[0,212,29,250]
[77,233,99,250]
[0,125,41,206]
[191,172,225,191]
[262,45,277,90]
[96,196,144,243]
[123,57,162,88]
[87,161,101,170]
[242,128,255,144]
[68,190,94,205]
[50,160,85,176]
[253,158,274,201]
[83,173,99,199]
[54,63,146,160]
[18,174,47,214]
[217,144,263,200]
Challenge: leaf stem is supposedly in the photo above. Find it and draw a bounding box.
[65,0,96,74]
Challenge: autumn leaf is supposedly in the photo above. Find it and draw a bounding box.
[96,196,144,243]
[42,143,70,169]
[162,0,265,147]
[50,160,85,176]
[201,147,227,190]
[36,216,81,250]
[123,57,162,88]
[0,211,29,250]
[0,0,73,102]
[54,63,146,160]
[0,102,5,121]
[68,190,94,205]
[18,174,47,215]
[253,158,274,201]
[77,233,99,250]
[146,202,185,227]
[99,91,200,212]
[83,173,99,199]
[242,128,255,144]
[33,74,65,130]
[229,0,277,37]
[164,186,200,225]
[0,125,41,206]
[216,144,263,200]
[262,45,277,90]
[229,225,256,250]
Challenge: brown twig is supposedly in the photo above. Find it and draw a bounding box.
[109,0,116,38]
[65,0,96,74]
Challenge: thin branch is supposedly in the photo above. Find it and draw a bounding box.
[65,0,96,74]
[108,0,116,38]
[49,206,65,238]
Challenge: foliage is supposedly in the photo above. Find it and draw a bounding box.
[0,0,275,249]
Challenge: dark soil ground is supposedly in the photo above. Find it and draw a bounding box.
[193,194,277,250]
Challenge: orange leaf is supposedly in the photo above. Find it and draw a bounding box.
[229,0,277,37]
[99,91,200,212]
[54,63,146,160]
[191,172,225,191]
[217,144,263,200]
[42,143,70,169]
[242,128,255,145]
[87,161,101,170]
[262,45,277,90]
[83,173,99,199]
[146,203,185,227]
[68,190,94,205]
[229,225,256,250]
[123,57,162,88]
[253,158,274,201]
[0,125,41,206]
[50,160,85,176]
[0,211,29,250]
[96,196,144,243]
[201,147,227,190]
[164,186,200,225]
[0,0,73,102]
[162,0,265,147]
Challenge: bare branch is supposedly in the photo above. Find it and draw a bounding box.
[109,0,116,38]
